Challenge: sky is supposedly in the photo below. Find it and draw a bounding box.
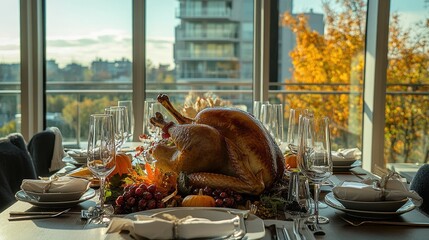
[0,0,427,68]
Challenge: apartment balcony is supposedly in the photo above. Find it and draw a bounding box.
[176,70,240,79]
[175,49,238,61]
[176,7,232,19]
[176,29,238,41]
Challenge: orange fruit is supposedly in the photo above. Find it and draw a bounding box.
[285,154,298,169]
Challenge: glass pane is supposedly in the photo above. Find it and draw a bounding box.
[277,0,366,150]
[45,0,132,147]
[0,0,20,135]
[146,0,254,126]
[386,0,429,165]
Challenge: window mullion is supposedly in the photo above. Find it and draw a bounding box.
[20,0,44,141]
[132,0,146,141]
[362,0,390,172]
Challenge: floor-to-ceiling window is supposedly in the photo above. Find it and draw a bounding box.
[275,0,366,151]
[0,0,20,136]
[45,0,132,147]
[385,0,429,165]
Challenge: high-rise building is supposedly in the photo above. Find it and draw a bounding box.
[174,0,253,104]
[174,0,324,96]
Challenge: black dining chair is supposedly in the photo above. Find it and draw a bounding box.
[410,164,429,215]
[0,133,37,212]
[27,129,56,177]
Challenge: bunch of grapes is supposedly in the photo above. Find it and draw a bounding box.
[114,183,168,214]
[192,186,244,208]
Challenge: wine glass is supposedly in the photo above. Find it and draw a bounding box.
[297,115,332,224]
[287,108,311,154]
[104,106,126,151]
[87,113,116,224]
[271,103,284,146]
[253,100,269,121]
[118,100,134,142]
[284,170,312,240]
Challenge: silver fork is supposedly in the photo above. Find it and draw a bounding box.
[8,208,70,221]
[339,215,429,227]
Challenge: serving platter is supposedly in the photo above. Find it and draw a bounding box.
[125,207,265,240]
[15,188,95,208]
[325,192,415,219]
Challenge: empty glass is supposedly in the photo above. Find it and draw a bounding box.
[118,100,134,142]
[284,171,311,240]
[287,108,312,154]
[253,100,269,121]
[104,106,127,151]
[86,113,116,224]
[297,115,333,224]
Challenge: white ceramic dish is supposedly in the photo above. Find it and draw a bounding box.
[325,192,415,219]
[335,196,408,212]
[67,151,88,164]
[24,190,87,202]
[62,156,85,166]
[333,160,362,172]
[15,188,95,208]
[124,207,265,240]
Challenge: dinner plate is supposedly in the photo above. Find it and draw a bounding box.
[125,207,265,240]
[333,160,362,172]
[15,188,95,208]
[23,190,87,202]
[325,192,415,219]
[62,156,85,166]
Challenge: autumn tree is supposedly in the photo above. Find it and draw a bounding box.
[281,0,428,163]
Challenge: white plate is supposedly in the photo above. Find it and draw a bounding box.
[15,188,95,208]
[24,190,87,202]
[125,207,265,240]
[62,156,85,166]
[325,192,415,219]
[333,158,358,167]
[333,160,362,172]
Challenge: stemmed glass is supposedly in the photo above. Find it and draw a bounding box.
[118,100,134,142]
[297,115,332,224]
[86,114,116,224]
[284,171,312,240]
[287,108,311,154]
[104,106,126,151]
[253,100,269,121]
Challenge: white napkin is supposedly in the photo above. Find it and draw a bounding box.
[21,176,90,193]
[47,127,66,172]
[332,148,362,161]
[333,179,422,206]
[106,213,239,239]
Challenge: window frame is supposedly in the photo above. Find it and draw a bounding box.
[20,0,391,171]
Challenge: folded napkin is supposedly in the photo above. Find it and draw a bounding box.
[106,213,239,239]
[21,176,90,193]
[333,179,422,206]
[332,148,362,161]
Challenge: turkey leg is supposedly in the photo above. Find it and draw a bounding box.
[157,94,193,124]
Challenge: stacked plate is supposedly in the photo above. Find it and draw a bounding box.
[16,177,95,208]
[325,191,415,219]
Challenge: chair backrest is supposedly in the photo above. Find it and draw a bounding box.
[410,164,429,214]
[0,133,37,212]
[27,130,56,177]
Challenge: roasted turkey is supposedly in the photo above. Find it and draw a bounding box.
[150,94,285,195]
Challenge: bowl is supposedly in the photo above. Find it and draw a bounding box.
[335,197,408,212]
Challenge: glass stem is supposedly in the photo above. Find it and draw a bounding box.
[314,183,321,225]
[99,176,106,212]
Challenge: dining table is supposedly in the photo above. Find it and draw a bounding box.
[1,163,428,240]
